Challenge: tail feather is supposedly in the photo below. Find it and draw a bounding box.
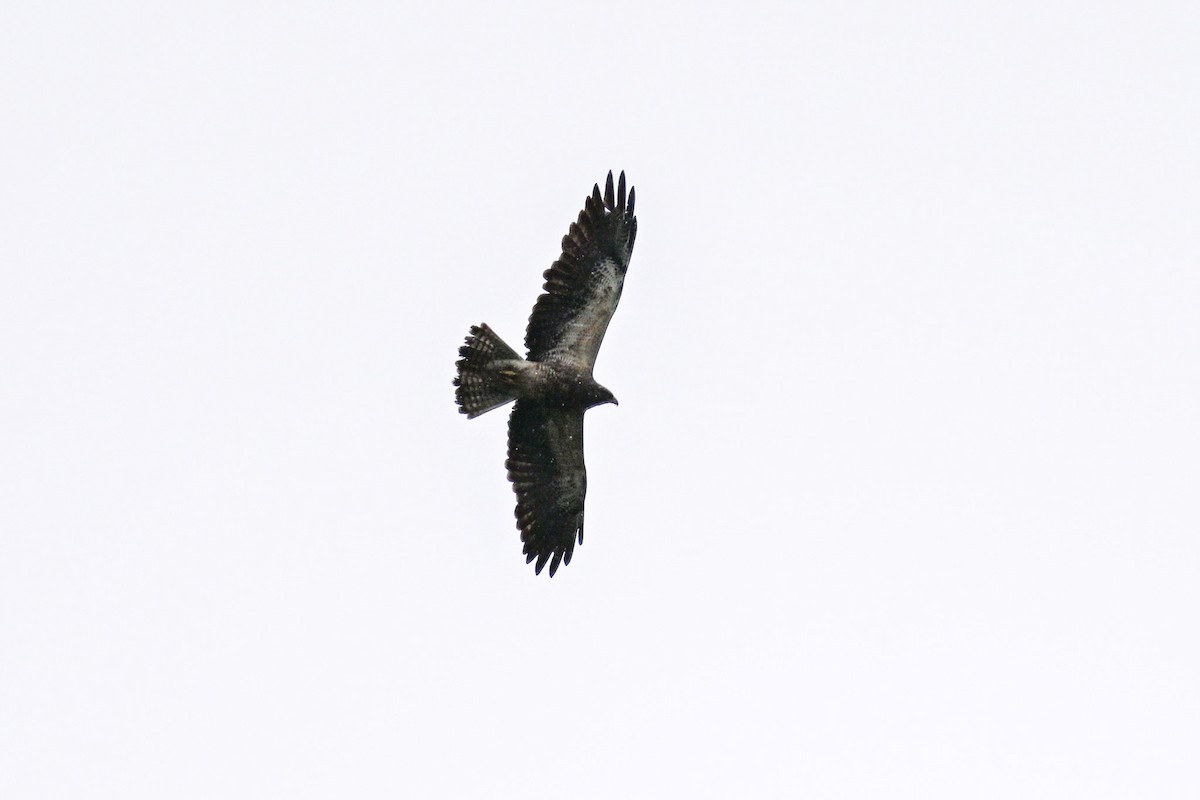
[454,324,523,418]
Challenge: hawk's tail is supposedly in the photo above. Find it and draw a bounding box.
[454,323,523,418]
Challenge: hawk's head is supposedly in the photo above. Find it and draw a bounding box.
[587,384,618,409]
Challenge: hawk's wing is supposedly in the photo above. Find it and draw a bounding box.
[505,400,587,577]
[525,171,637,369]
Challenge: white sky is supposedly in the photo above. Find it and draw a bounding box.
[2,2,1198,797]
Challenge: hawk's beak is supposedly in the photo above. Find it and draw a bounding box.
[611,397,619,406]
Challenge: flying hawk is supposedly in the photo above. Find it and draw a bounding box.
[454,171,637,576]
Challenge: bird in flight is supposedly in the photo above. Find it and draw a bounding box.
[454,171,637,576]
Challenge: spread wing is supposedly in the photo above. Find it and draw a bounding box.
[505,400,587,577]
[525,171,637,368]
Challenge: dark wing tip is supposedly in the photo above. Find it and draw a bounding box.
[527,546,563,577]
[601,171,632,214]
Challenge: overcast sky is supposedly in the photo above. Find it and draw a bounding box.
[2,2,1198,798]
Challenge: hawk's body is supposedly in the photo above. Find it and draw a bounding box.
[454,172,637,576]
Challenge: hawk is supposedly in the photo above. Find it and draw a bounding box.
[454,171,637,576]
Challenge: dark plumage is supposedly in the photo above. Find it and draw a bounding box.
[453,171,637,576]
